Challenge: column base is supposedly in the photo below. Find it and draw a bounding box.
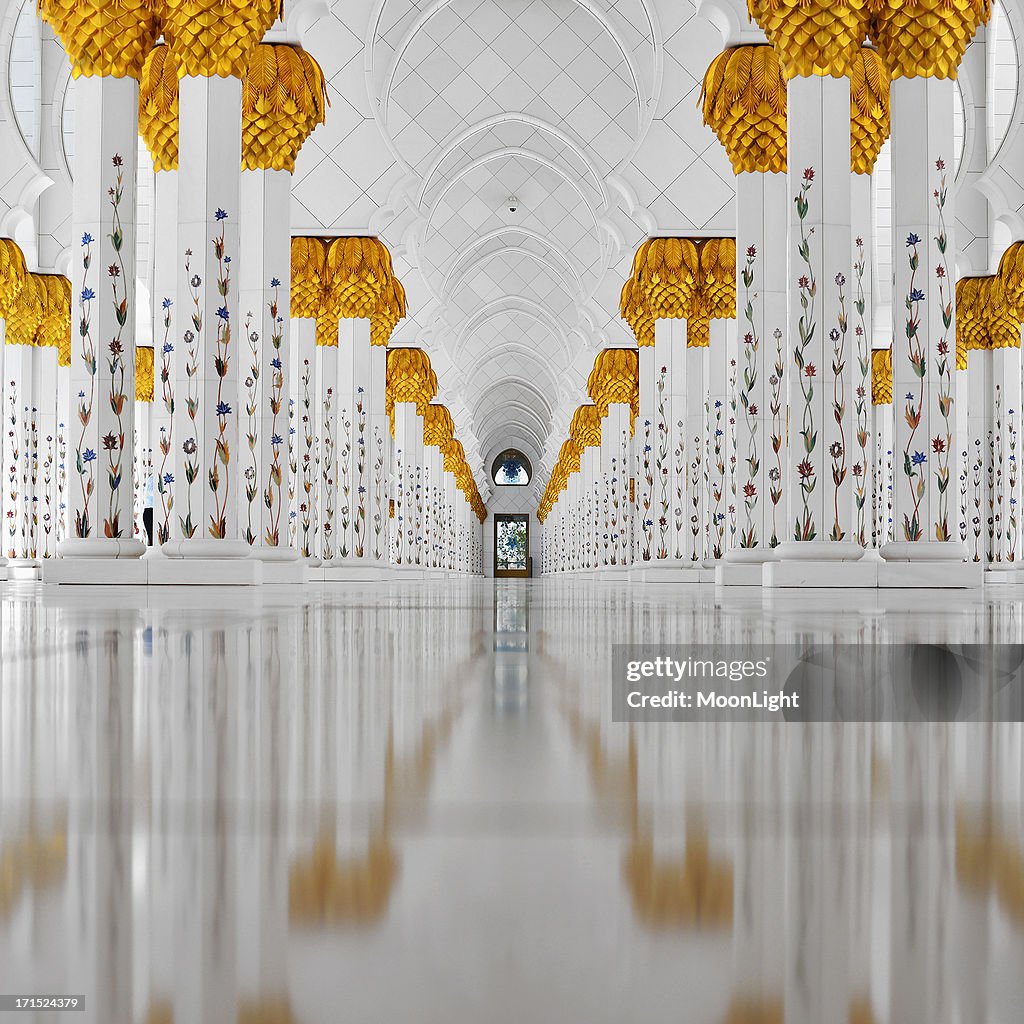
[259,561,308,585]
[161,538,252,559]
[43,558,147,586]
[320,560,390,582]
[878,560,982,589]
[878,540,981,588]
[147,558,262,586]
[717,548,776,585]
[984,563,1024,585]
[764,559,879,589]
[57,537,146,559]
[8,559,42,582]
[632,563,705,583]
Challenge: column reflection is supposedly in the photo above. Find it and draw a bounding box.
[0,583,1022,1021]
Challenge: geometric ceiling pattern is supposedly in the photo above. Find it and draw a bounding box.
[289,0,737,490]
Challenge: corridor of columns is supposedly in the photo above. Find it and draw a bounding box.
[1,0,1024,1019]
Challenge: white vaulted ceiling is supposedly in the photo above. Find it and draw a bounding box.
[285,0,738,488]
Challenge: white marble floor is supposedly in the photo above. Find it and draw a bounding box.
[0,580,1022,1022]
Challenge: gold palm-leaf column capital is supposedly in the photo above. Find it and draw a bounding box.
[636,237,702,327]
[422,404,454,448]
[442,437,465,476]
[569,404,602,449]
[136,346,155,401]
[290,236,329,320]
[37,0,160,79]
[34,274,72,364]
[558,438,582,477]
[588,348,640,419]
[871,346,892,404]
[373,275,407,348]
[619,275,655,349]
[152,0,281,79]
[0,238,27,318]
[701,45,787,174]
[956,275,988,366]
[139,44,180,171]
[243,44,328,173]
[869,0,992,80]
[747,0,874,79]
[850,46,890,174]
[386,347,437,416]
[998,240,1024,320]
[699,237,737,322]
[5,273,48,347]
[981,274,1022,350]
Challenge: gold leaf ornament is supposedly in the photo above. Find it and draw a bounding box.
[37,0,160,79]
[849,47,890,174]
[422,404,454,448]
[701,45,787,174]
[747,0,874,79]
[386,347,437,416]
[5,274,48,347]
[290,236,330,319]
[869,0,992,80]
[242,44,329,172]
[871,346,892,404]
[34,275,72,361]
[587,348,639,423]
[0,239,27,319]
[136,346,155,401]
[139,45,180,171]
[153,0,281,79]
[569,404,602,449]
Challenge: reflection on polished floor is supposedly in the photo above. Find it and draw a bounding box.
[1,580,1023,1023]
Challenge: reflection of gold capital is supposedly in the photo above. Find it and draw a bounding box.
[242,45,328,173]
[701,46,787,174]
[871,347,892,405]
[569,404,602,449]
[38,0,160,79]
[748,0,872,79]
[423,404,454,448]
[387,348,437,415]
[153,0,280,79]
[136,347,155,402]
[722,996,785,1024]
[623,825,734,929]
[850,48,890,175]
[0,239,27,318]
[869,1,991,80]
[588,348,639,419]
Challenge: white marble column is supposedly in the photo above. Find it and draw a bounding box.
[881,75,972,581]
[392,402,425,570]
[851,175,874,549]
[768,75,866,586]
[315,340,338,562]
[329,319,390,576]
[601,403,631,570]
[684,337,709,569]
[151,171,178,547]
[720,173,788,584]
[162,74,255,579]
[706,318,733,565]
[238,168,300,576]
[291,319,319,563]
[60,76,146,565]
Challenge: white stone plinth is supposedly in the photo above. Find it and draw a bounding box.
[764,559,879,588]
[148,558,262,586]
[716,562,765,586]
[321,561,390,582]
[634,564,704,583]
[7,560,41,582]
[43,558,148,585]
[260,561,308,585]
[877,560,982,589]
[58,538,147,559]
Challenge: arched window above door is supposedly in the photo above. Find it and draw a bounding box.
[491,449,532,486]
